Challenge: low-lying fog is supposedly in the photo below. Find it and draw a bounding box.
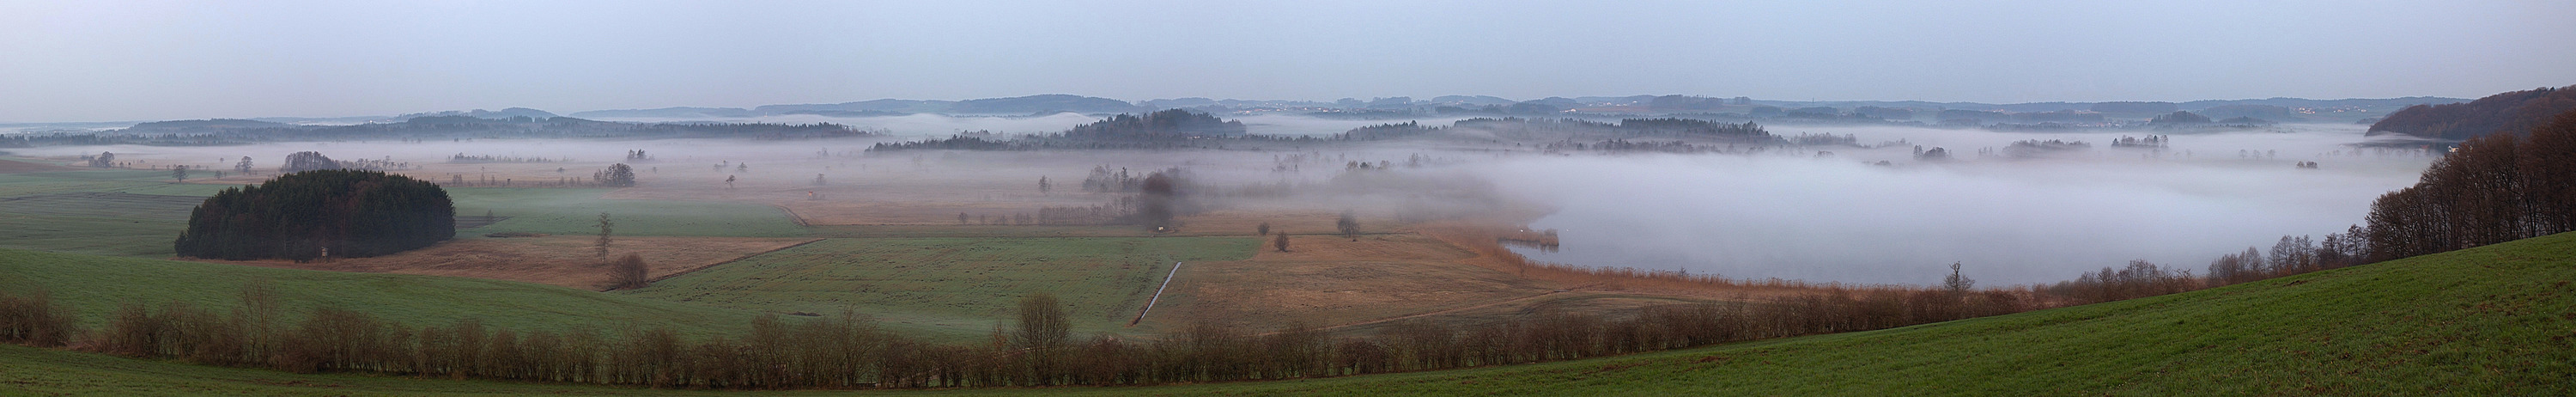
[579,113,1479,138]
[1494,124,2432,285]
[14,115,2435,288]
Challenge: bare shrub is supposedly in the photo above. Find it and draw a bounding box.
[0,290,74,347]
[608,253,649,290]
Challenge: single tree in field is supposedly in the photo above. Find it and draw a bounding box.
[724,174,736,189]
[1942,262,1975,295]
[1014,293,1072,384]
[234,156,253,174]
[594,212,613,258]
[1337,211,1360,241]
[607,253,649,290]
[1139,172,1176,230]
[170,165,188,181]
[593,163,637,187]
[1257,222,1271,235]
[1274,233,1291,253]
[813,174,826,186]
[1941,261,1975,319]
[1038,176,1050,194]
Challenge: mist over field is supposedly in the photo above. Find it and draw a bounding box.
[1493,124,2431,285]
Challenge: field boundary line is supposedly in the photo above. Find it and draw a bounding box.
[632,237,827,289]
[770,205,813,226]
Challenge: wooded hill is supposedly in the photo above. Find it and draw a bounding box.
[2370,85,2576,140]
[173,169,454,261]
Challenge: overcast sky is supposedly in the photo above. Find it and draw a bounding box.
[3,0,2570,122]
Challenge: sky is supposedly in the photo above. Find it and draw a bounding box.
[3,0,2571,122]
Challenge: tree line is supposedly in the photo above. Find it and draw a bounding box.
[0,280,2055,390]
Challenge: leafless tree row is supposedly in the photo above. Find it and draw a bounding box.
[2366,109,2576,260]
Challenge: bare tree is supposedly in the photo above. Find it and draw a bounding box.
[1337,211,1360,241]
[1273,233,1291,253]
[1014,293,1072,384]
[1941,262,1975,295]
[1257,222,1271,235]
[171,165,189,181]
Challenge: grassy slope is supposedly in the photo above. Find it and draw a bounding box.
[0,249,770,338]
[622,237,1261,338]
[5,232,2571,395]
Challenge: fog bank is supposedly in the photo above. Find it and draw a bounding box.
[1493,125,2430,285]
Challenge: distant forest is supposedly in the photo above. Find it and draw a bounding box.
[871,109,1318,151]
[0,117,878,148]
[872,113,1782,153]
[1340,118,1774,143]
[2371,85,2576,140]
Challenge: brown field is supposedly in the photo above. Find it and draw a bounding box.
[0,158,75,173]
[1321,291,1728,335]
[1170,258,1552,331]
[1159,230,1771,334]
[193,235,815,290]
[1416,220,1850,300]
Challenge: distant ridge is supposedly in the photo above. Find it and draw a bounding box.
[2368,85,2576,140]
[564,95,2470,124]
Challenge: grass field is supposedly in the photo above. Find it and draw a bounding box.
[0,248,774,338]
[447,187,810,238]
[0,168,812,257]
[5,231,2569,395]
[0,168,234,256]
[622,236,1261,338]
[0,168,239,198]
[0,197,195,257]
